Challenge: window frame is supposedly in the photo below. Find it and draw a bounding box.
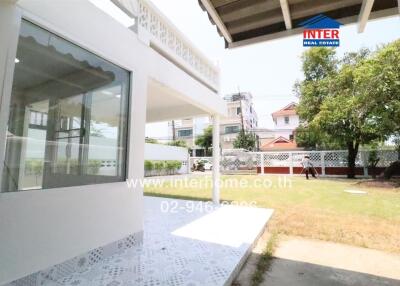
[0,14,133,192]
[177,129,193,138]
[225,125,240,134]
[284,116,290,124]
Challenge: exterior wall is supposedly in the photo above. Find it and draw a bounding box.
[273,114,299,139]
[144,143,189,174]
[0,1,226,282]
[0,1,148,283]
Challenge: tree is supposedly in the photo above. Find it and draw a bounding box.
[295,125,341,150]
[295,47,337,123]
[195,126,213,156]
[233,130,257,151]
[296,41,400,178]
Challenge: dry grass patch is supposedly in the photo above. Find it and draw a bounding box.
[269,206,400,253]
[145,175,400,253]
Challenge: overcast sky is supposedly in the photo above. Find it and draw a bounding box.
[145,0,400,139]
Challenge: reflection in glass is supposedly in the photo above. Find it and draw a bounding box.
[1,20,130,192]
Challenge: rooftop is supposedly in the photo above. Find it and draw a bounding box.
[272,102,297,118]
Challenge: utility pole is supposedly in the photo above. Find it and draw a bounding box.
[237,87,245,132]
[172,120,176,141]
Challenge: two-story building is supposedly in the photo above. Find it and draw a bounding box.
[220,92,258,149]
[271,102,299,140]
[260,102,301,151]
[170,92,258,152]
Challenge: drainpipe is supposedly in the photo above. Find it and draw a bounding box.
[212,115,220,204]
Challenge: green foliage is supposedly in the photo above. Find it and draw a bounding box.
[53,159,102,175]
[154,161,165,174]
[233,130,257,151]
[165,161,176,174]
[145,137,159,144]
[174,161,182,170]
[167,140,187,148]
[296,40,400,177]
[368,143,380,179]
[145,160,182,176]
[251,232,279,286]
[86,160,102,175]
[295,125,341,150]
[144,160,154,172]
[195,126,213,156]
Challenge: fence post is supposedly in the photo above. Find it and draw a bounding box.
[260,153,265,175]
[289,152,293,175]
[321,151,326,176]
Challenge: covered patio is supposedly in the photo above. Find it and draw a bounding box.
[17,197,273,286]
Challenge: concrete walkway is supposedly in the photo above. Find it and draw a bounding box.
[263,237,400,286]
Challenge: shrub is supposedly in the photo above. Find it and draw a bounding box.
[154,161,164,175]
[174,161,182,171]
[165,161,176,175]
[383,161,400,180]
[144,160,154,172]
[87,160,102,175]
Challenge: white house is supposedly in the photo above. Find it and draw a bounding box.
[0,0,226,284]
[271,102,299,140]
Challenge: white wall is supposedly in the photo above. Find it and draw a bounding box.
[0,1,224,283]
[275,114,299,130]
[145,143,189,174]
[0,0,150,283]
[145,143,189,161]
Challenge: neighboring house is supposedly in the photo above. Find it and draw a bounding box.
[251,128,275,149]
[271,102,299,140]
[259,103,301,151]
[172,92,259,153]
[0,0,226,284]
[260,136,302,151]
[169,117,210,156]
[221,92,258,149]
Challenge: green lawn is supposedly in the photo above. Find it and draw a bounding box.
[145,175,400,253]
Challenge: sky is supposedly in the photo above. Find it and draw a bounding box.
[145,0,400,139]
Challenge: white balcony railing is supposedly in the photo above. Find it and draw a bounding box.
[137,0,220,92]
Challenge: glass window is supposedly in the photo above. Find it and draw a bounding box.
[177,129,193,137]
[284,116,290,124]
[225,126,240,134]
[1,20,130,192]
[236,107,241,115]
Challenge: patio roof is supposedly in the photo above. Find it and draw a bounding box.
[198,0,399,48]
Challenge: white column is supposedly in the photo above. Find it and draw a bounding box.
[212,115,220,204]
[289,152,293,175]
[321,151,326,176]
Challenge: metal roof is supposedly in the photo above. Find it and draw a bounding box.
[198,0,399,48]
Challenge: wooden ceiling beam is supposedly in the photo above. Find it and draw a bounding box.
[358,0,375,33]
[279,0,292,29]
[200,0,233,43]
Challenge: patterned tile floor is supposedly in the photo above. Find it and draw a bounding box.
[44,197,273,286]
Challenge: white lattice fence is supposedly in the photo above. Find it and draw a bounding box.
[190,150,398,176]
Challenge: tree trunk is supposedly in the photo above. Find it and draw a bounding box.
[347,141,359,179]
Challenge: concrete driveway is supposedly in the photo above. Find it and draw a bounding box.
[235,236,400,286]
